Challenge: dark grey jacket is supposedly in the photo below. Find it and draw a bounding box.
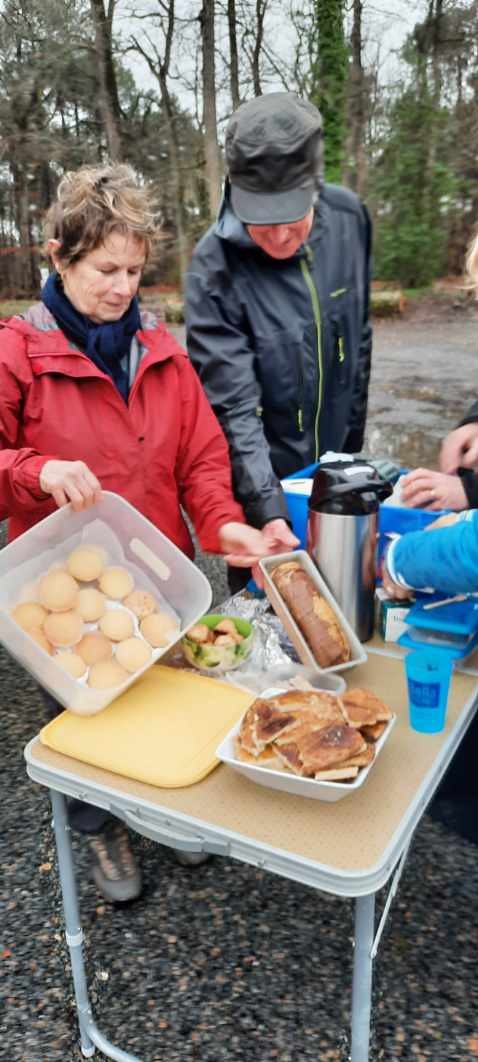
[185,181,372,527]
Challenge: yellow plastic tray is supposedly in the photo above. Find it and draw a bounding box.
[40,665,253,788]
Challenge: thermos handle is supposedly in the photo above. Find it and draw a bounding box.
[310,481,392,499]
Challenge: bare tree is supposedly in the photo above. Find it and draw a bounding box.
[227,0,241,109]
[199,0,222,217]
[129,2,190,279]
[346,0,367,195]
[90,0,123,159]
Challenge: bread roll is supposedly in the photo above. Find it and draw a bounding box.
[115,637,152,673]
[43,610,84,648]
[271,561,350,668]
[99,566,134,600]
[56,651,88,678]
[88,659,129,689]
[67,547,104,582]
[39,571,78,612]
[77,588,106,622]
[99,609,135,641]
[76,632,113,665]
[11,601,48,631]
[140,611,179,647]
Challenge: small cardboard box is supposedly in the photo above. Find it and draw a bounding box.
[375,587,413,642]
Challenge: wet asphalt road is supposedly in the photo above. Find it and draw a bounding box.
[3,302,478,1062]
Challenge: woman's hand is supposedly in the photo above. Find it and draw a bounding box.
[39,460,102,512]
[400,468,467,511]
[440,423,478,473]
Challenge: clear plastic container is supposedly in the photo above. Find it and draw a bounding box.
[0,492,212,714]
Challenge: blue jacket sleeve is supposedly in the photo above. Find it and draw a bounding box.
[388,511,478,595]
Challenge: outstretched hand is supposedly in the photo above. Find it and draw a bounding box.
[218,522,278,568]
[218,518,300,590]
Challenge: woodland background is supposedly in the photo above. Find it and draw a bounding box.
[0,0,477,297]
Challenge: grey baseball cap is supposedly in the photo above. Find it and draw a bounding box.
[225,92,323,225]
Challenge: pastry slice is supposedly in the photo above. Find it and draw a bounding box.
[361,721,388,742]
[274,705,344,746]
[297,723,367,776]
[238,704,262,755]
[253,701,298,749]
[340,688,392,728]
[338,744,375,769]
[314,766,360,781]
[234,739,284,769]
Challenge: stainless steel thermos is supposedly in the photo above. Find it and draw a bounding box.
[307,458,392,642]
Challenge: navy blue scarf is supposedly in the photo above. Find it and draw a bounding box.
[41,272,142,403]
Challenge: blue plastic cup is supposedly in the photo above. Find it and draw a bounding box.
[404,649,453,734]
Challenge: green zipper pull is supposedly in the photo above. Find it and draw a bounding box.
[338,336,345,363]
[297,407,304,432]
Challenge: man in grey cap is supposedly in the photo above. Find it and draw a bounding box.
[186,92,372,585]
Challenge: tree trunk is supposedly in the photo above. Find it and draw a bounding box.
[10,160,40,296]
[251,0,267,97]
[346,0,366,196]
[309,0,348,183]
[200,0,222,218]
[159,75,190,283]
[90,0,123,160]
[227,0,240,110]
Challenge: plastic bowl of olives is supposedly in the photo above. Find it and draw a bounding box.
[181,614,254,671]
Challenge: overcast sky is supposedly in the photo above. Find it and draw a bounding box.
[125,0,428,107]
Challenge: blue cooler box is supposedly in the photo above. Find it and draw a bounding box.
[378,500,450,566]
[282,462,450,559]
[282,462,320,547]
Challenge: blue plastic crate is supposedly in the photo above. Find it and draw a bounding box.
[282,462,320,548]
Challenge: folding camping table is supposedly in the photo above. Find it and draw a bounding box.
[24,650,478,1062]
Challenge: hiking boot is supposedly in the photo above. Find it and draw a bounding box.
[173,848,211,867]
[88,821,142,903]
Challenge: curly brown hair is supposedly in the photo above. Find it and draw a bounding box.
[44,164,158,266]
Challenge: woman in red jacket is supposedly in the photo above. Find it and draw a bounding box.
[0,163,272,901]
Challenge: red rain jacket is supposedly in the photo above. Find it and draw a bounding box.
[0,307,244,554]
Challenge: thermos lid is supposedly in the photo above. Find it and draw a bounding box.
[309,458,393,515]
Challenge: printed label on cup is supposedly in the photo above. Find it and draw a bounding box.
[409,678,440,708]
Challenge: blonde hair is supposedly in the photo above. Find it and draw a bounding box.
[465,230,478,296]
[44,163,158,265]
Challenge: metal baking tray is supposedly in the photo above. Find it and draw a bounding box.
[259,550,367,674]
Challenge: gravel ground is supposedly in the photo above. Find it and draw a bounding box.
[3,303,478,1062]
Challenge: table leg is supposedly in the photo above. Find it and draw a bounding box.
[50,790,141,1062]
[351,893,375,1062]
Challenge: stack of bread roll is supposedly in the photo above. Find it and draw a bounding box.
[10,545,180,689]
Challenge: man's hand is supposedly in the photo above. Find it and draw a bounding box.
[440,423,478,474]
[400,468,467,511]
[261,517,300,551]
[217,522,279,568]
[39,460,102,511]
